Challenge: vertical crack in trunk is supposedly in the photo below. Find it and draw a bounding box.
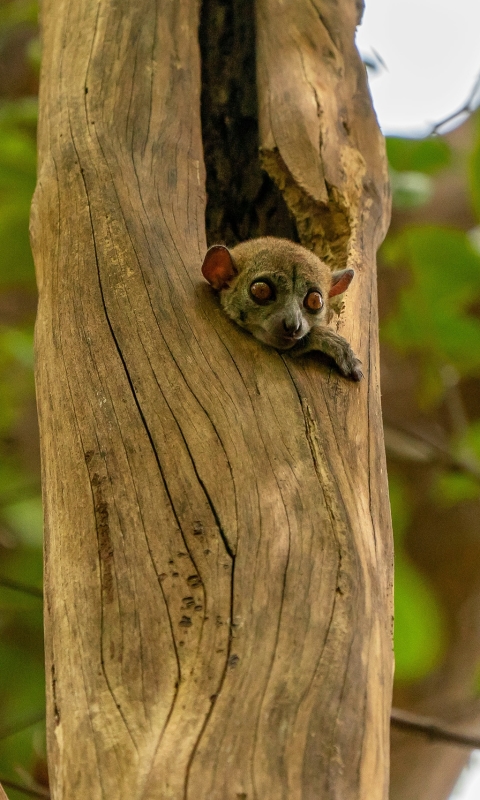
[199,0,299,245]
[33,0,393,797]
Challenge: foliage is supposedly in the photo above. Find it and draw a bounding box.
[0,1,37,54]
[382,226,480,404]
[1,0,480,793]
[469,114,480,222]
[0,99,37,288]
[386,136,451,175]
[0,4,44,797]
[389,474,445,680]
[383,117,480,687]
[387,137,451,211]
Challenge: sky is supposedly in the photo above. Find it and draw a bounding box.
[450,752,480,800]
[356,0,480,136]
[355,2,480,797]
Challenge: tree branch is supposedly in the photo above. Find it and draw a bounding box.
[391,707,480,749]
[383,421,480,481]
[0,577,43,599]
[429,71,480,134]
[0,778,49,799]
[0,711,45,742]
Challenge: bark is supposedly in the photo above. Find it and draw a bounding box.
[32,1,392,799]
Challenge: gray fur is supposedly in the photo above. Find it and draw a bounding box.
[203,237,362,381]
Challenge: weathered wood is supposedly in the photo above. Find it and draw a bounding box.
[256,1,393,797]
[32,0,392,798]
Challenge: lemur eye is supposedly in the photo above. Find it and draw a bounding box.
[250,280,275,304]
[304,290,323,312]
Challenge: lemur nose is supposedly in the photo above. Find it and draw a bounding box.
[283,318,302,335]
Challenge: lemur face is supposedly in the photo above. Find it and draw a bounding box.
[201,237,354,350]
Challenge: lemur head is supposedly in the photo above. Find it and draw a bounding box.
[201,237,354,350]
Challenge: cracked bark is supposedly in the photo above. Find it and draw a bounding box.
[32,0,392,798]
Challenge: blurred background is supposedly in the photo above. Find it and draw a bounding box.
[1,0,480,798]
[358,2,480,798]
[0,1,45,799]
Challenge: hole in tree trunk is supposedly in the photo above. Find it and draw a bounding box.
[199,0,299,247]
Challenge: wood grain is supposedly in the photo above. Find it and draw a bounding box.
[256,0,393,797]
[32,0,393,797]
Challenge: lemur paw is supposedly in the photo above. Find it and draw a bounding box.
[339,357,363,381]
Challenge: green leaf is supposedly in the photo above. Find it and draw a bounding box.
[0,0,38,43]
[469,112,480,222]
[382,226,480,402]
[0,102,37,288]
[0,205,36,286]
[3,496,43,547]
[432,471,480,506]
[394,554,445,682]
[0,462,35,505]
[388,472,445,681]
[473,662,480,697]
[388,473,445,682]
[390,170,432,210]
[458,420,480,460]
[1,327,34,368]
[386,136,451,175]
[26,35,41,73]
[0,633,45,800]
[0,125,37,181]
[0,97,38,131]
[0,325,35,435]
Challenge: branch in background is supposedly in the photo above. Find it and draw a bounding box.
[0,778,49,799]
[391,707,480,749]
[430,71,480,134]
[0,577,43,599]
[440,364,469,437]
[383,424,433,464]
[383,422,480,481]
[0,711,45,742]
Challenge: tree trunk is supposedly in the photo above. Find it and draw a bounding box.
[31,0,393,798]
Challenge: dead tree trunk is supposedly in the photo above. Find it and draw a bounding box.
[32,0,393,798]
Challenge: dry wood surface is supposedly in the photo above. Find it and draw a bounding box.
[256,0,393,795]
[32,0,393,798]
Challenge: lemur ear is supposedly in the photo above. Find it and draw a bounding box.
[202,245,238,290]
[328,268,354,298]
